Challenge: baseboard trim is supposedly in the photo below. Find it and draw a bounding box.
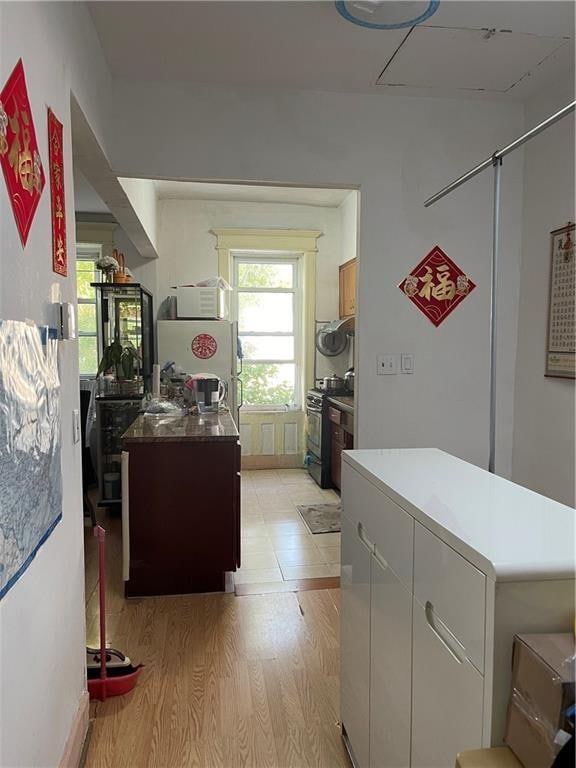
[235,576,340,596]
[59,690,89,768]
[241,454,304,470]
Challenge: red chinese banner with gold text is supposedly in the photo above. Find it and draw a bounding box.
[48,108,67,276]
[399,246,476,327]
[0,59,45,246]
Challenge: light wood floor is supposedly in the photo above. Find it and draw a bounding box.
[84,512,350,767]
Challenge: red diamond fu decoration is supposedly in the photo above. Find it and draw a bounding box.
[0,59,45,247]
[399,245,476,327]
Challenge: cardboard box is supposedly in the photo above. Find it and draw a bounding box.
[456,747,523,768]
[505,634,575,768]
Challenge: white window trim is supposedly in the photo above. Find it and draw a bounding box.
[233,252,302,410]
[210,228,322,409]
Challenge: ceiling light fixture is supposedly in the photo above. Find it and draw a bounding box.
[335,1,439,30]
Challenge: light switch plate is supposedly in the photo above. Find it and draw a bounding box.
[401,354,414,374]
[72,409,81,444]
[377,355,398,375]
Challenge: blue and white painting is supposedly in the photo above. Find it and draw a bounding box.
[0,320,62,599]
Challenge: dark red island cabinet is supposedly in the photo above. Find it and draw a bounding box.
[121,411,241,597]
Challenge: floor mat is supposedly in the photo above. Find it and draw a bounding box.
[297,503,341,534]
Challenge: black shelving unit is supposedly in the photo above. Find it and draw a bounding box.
[91,282,154,393]
[91,282,154,506]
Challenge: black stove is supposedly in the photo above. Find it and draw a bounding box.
[305,387,347,488]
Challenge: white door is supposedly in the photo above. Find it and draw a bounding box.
[341,512,372,768]
[411,598,484,768]
[370,550,412,768]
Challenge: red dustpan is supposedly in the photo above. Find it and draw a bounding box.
[87,525,143,701]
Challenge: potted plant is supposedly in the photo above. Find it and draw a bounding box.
[97,338,140,381]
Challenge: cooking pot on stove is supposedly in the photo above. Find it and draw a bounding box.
[344,367,355,393]
[320,374,345,393]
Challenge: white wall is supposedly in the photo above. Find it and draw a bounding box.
[0,3,111,766]
[115,224,159,292]
[155,198,341,313]
[512,83,575,506]
[340,191,358,266]
[143,196,350,379]
[118,176,159,252]
[111,82,525,473]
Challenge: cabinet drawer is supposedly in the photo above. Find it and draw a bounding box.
[328,406,341,425]
[342,462,413,590]
[414,523,486,674]
[332,423,345,445]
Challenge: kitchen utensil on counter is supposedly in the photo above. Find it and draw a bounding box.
[187,374,226,413]
[344,367,355,393]
[320,374,345,393]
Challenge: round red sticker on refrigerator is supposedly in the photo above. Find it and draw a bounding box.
[191,333,218,359]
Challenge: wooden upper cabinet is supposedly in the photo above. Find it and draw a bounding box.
[339,258,357,319]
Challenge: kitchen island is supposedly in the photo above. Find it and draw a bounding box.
[121,410,240,597]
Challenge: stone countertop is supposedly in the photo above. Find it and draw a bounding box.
[327,395,355,414]
[122,410,239,443]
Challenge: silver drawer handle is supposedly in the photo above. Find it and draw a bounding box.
[372,547,388,571]
[357,523,374,553]
[425,601,465,665]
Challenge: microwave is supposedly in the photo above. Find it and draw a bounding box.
[175,287,229,320]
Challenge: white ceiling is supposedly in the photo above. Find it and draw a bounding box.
[87,1,575,100]
[154,180,353,206]
[75,164,354,212]
[378,25,568,93]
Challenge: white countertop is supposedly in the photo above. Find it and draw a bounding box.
[343,448,575,582]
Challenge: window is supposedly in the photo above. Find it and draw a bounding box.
[76,245,101,376]
[234,254,301,409]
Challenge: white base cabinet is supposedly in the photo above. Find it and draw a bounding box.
[411,598,484,768]
[340,450,575,768]
[370,551,412,768]
[341,513,371,768]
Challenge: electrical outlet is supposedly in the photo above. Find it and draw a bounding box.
[401,354,414,374]
[377,355,398,375]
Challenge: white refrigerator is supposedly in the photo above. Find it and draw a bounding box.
[157,320,242,423]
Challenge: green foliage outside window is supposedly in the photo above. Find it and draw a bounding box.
[77,260,97,299]
[238,261,293,289]
[242,363,294,407]
[237,260,297,408]
[77,257,99,375]
[79,337,98,376]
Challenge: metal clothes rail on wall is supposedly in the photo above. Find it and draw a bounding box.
[424,100,575,474]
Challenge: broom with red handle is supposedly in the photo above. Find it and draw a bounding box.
[87,525,143,701]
